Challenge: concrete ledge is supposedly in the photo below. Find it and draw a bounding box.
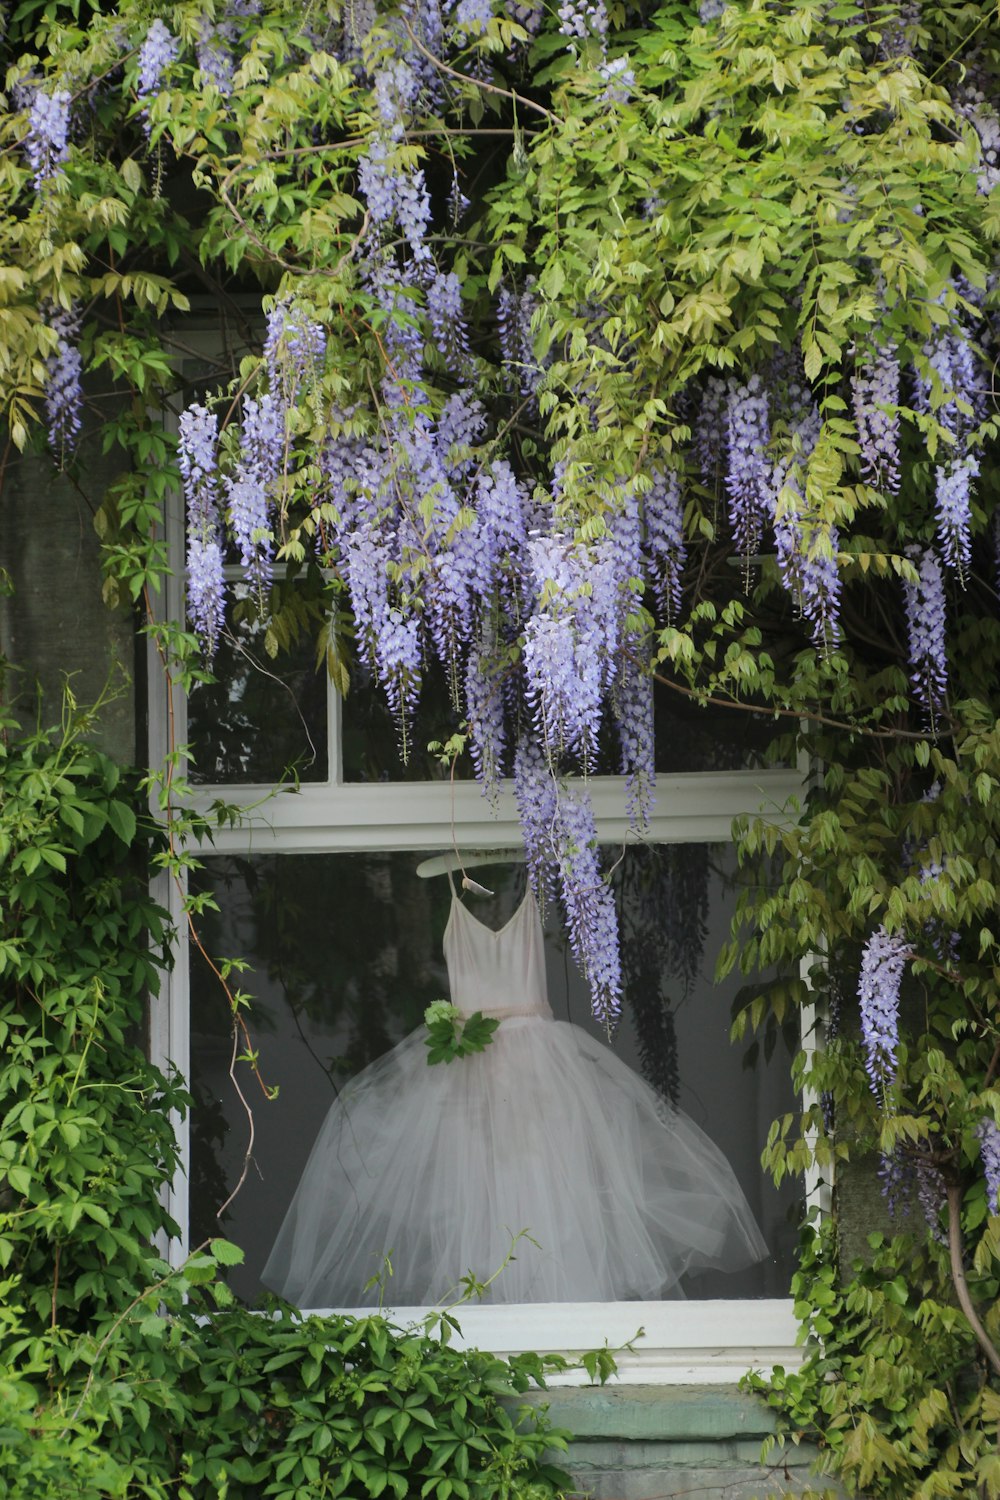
[508,1385,837,1500]
[519,1384,780,1441]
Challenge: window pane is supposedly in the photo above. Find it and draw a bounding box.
[653,688,786,773]
[340,662,474,782]
[189,847,798,1306]
[340,671,785,783]
[187,587,328,783]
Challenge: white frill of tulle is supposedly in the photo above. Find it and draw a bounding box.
[261,1013,768,1307]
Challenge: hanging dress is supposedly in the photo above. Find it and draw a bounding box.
[262,882,768,1306]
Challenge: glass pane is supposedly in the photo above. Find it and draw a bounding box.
[341,669,786,783]
[340,661,474,782]
[653,687,786,773]
[189,846,799,1306]
[187,586,328,784]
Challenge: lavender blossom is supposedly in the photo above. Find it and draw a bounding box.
[915,318,982,578]
[376,605,422,756]
[513,734,560,910]
[179,404,224,656]
[616,653,655,829]
[137,19,180,124]
[935,455,978,582]
[643,467,686,621]
[954,84,1000,196]
[977,1117,1000,1215]
[497,279,544,400]
[44,303,83,460]
[915,1156,946,1243]
[373,60,419,135]
[264,301,327,402]
[341,520,392,669]
[25,88,71,189]
[522,535,606,766]
[357,139,398,225]
[598,55,635,105]
[726,375,772,562]
[554,786,622,1027]
[903,546,948,717]
[698,0,725,18]
[454,0,493,32]
[427,271,471,371]
[465,640,506,805]
[556,0,608,38]
[771,399,842,649]
[195,19,235,95]
[398,169,433,261]
[225,393,284,592]
[852,343,901,494]
[694,375,729,488]
[858,924,909,1096]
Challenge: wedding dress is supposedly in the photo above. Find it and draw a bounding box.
[262,882,768,1306]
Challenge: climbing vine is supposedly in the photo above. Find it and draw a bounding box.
[1,0,1000,1493]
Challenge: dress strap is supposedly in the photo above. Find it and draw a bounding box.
[445,866,458,898]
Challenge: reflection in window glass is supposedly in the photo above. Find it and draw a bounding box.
[341,668,785,784]
[187,589,328,784]
[190,847,799,1305]
[340,662,475,782]
[652,686,786,773]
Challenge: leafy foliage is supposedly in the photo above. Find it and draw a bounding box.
[0,711,577,1499]
[2,0,1000,1494]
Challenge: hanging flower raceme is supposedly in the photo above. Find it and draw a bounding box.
[725,375,772,564]
[25,87,71,189]
[497,279,544,401]
[615,652,654,829]
[264,300,327,407]
[694,375,728,489]
[771,397,842,651]
[179,404,225,658]
[225,392,284,596]
[522,533,607,769]
[513,735,560,910]
[643,466,686,622]
[858,924,909,1097]
[465,639,507,807]
[553,787,622,1028]
[852,342,901,495]
[915,315,983,583]
[43,302,83,461]
[977,1118,1000,1215]
[136,19,180,133]
[903,545,948,718]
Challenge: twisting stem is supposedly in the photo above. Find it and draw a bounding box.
[946,1181,1000,1379]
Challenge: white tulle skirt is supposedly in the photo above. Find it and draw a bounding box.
[262,1013,768,1307]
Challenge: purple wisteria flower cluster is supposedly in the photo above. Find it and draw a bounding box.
[25,87,71,189]
[903,545,948,717]
[179,404,224,658]
[43,302,83,460]
[915,312,983,583]
[137,19,179,133]
[726,375,771,561]
[858,924,909,1096]
[852,342,901,494]
[978,1118,1000,1216]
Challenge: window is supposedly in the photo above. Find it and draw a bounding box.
[149,371,813,1383]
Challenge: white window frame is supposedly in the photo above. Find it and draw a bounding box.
[148,371,814,1386]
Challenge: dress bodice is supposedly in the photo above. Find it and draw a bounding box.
[443,891,552,1019]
